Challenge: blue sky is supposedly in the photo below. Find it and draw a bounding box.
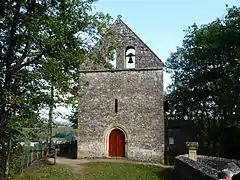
[56,0,240,123]
[93,0,240,89]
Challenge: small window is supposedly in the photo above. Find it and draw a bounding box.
[115,99,118,113]
[169,137,174,145]
[125,46,135,68]
[107,47,117,69]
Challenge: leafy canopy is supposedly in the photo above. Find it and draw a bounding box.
[0,0,111,178]
[165,6,240,156]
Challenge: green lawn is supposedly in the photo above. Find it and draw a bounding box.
[14,164,75,180]
[14,162,171,180]
[80,162,171,180]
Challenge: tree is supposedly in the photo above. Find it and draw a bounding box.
[68,104,78,128]
[0,0,111,178]
[165,6,240,157]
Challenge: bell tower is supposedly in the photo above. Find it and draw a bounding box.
[104,14,163,70]
[78,15,165,164]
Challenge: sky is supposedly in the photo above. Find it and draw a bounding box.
[56,0,240,123]
[93,0,240,89]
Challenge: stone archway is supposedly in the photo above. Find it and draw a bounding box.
[108,129,125,157]
[104,124,129,158]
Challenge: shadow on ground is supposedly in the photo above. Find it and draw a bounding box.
[156,167,173,180]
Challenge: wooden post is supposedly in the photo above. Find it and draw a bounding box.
[186,141,199,161]
[31,151,33,164]
[54,149,57,164]
[33,151,36,162]
[42,149,44,159]
[36,151,39,160]
[21,153,24,173]
[27,151,29,167]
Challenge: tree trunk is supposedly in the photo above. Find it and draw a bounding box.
[5,139,12,180]
[48,85,54,148]
[0,86,11,180]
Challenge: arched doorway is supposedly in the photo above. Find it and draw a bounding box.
[109,129,125,157]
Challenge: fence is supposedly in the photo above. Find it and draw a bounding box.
[9,143,47,177]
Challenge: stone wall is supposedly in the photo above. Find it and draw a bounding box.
[172,154,240,180]
[77,68,164,163]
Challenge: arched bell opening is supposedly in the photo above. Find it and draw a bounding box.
[125,46,136,69]
[107,47,117,69]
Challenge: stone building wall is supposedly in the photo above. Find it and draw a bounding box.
[77,68,164,163]
[77,16,164,163]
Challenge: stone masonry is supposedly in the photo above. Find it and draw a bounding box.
[77,16,165,163]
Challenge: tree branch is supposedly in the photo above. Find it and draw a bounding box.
[5,1,21,84]
[15,42,30,67]
[12,49,46,74]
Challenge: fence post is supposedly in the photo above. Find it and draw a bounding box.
[21,151,24,173]
[16,144,48,175]
[31,151,33,164]
[26,149,29,168]
[36,151,39,160]
[54,149,57,164]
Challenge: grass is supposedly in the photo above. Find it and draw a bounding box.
[14,162,171,180]
[14,164,75,180]
[79,162,171,180]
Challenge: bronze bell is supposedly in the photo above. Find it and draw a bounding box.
[126,53,135,63]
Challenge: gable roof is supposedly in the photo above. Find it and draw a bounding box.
[112,16,164,66]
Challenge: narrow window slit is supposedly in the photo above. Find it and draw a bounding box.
[115,99,118,113]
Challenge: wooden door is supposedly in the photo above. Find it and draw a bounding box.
[109,129,125,157]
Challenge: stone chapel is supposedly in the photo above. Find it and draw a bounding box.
[77,15,165,163]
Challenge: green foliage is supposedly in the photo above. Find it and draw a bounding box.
[67,104,78,128]
[165,5,240,156]
[53,132,76,139]
[0,0,112,178]
[52,126,77,137]
[107,46,116,61]
[53,132,67,138]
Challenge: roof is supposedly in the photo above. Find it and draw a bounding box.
[112,15,164,66]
